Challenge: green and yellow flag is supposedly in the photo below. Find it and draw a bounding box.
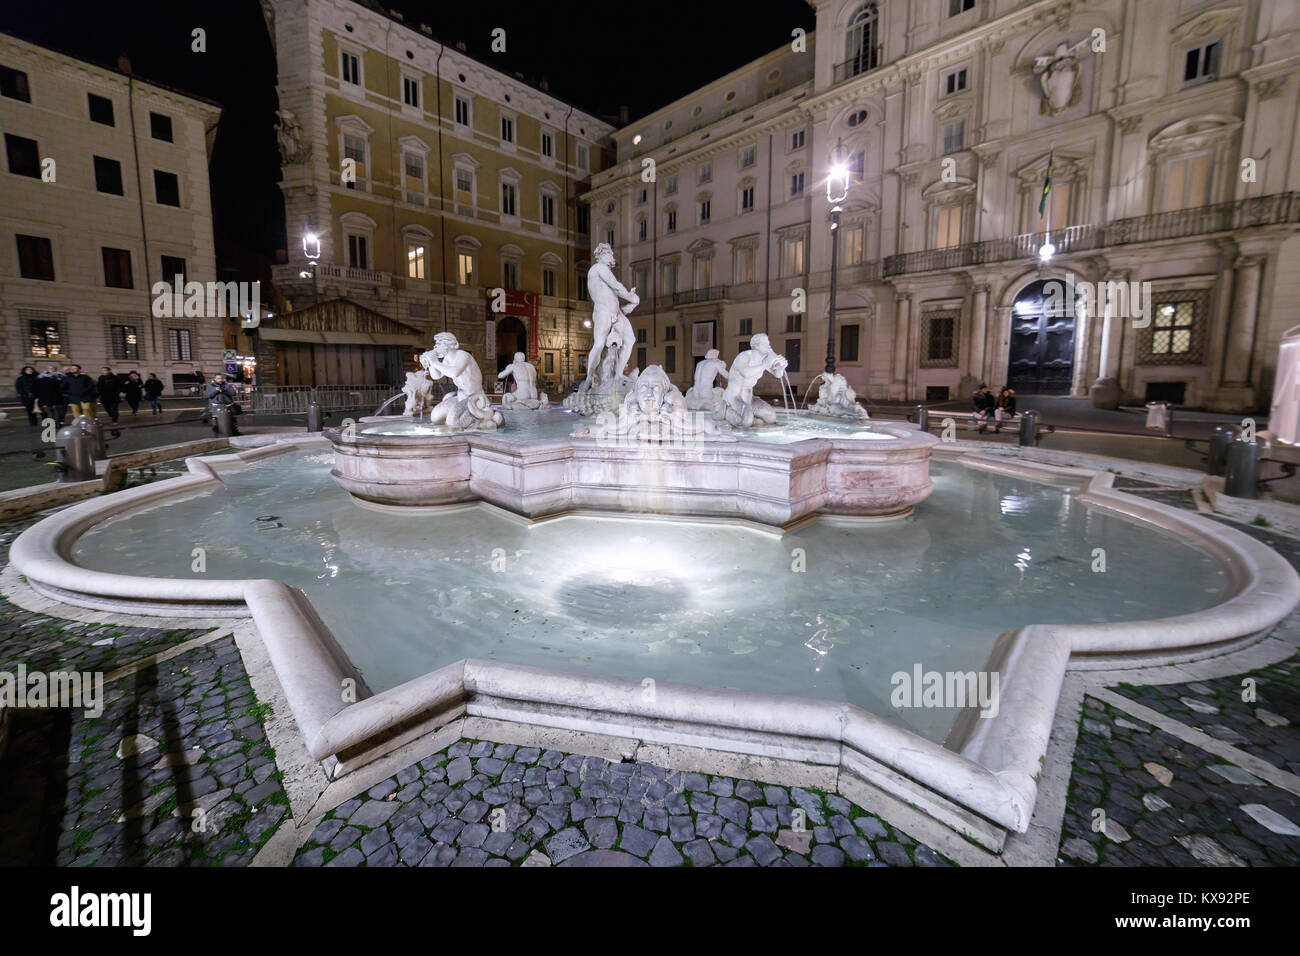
[1039,150,1054,217]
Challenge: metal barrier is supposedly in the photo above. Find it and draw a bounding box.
[55,425,96,482]
[912,404,929,432]
[1208,425,1240,477]
[246,385,395,415]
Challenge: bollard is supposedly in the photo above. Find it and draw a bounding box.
[1018,410,1039,447]
[306,400,325,432]
[211,403,234,437]
[72,415,106,459]
[913,404,929,432]
[1207,425,1240,477]
[1223,440,1260,499]
[55,424,96,482]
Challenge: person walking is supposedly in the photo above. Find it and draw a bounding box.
[993,387,1017,433]
[63,364,97,420]
[122,371,144,416]
[204,373,241,435]
[34,365,66,426]
[143,373,165,415]
[15,365,40,426]
[97,367,122,422]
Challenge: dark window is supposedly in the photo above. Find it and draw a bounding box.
[29,320,61,357]
[88,93,114,126]
[94,155,124,195]
[154,170,180,206]
[111,324,139,360]
[577,275,588,301]
[664,325,676,340]
[840,324,860,363]
[5,133,40,178]
[1184,42,1220,84]
[347,234,368,269]
[636,347,647,371]
[150,112,173,142]
[785,314,802,333]
[102,247,133,288]
[16,234,55,280]
[785,339,801,373]
[636,327,647,343]
[927,315,955,362]
[576,205,589,235]
[160,255,186,282]
[948,0,975,15]
[665,345,676,374]
[739,318,753,336]
[0,65,31,102]
[167,327,193,361]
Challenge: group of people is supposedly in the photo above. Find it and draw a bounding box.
[14,365,166,428]
[970,383,1018,433]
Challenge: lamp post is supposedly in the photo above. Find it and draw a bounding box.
[825,145,852,375]
[302,230,321,307]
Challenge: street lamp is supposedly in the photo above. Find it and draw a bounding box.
[825,144,852,375]
[302,230,321,307]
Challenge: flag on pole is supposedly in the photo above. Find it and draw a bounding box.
[1039,149,1054,218]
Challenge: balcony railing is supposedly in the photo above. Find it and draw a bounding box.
[881,192,1300,278]
[671,285,729,306]
[833,46,883,85]
[271,263,392,288]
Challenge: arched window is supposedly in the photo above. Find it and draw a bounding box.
[845,4,880,78]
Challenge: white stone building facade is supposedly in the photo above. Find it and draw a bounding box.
[0,33,223,397]
[587,0,1300,412]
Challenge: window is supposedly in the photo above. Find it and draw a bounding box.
[698,162,712,184]
[1183,42,1221,86]
[694,256,712,290]
[636,347,647,371]
[406,241,425,279]
[740,185,755,212]
[343,132,366,190]
[341,51,360,86]
[636,328,648,344]
[402,76,419,108]
[110,324,140,361]
[93,156,124,194]
[661,262,677,295]
[502,260,519,290]
[634,266,649,292]
[739,318,753,336]
[16,235,54,280]
[790,172,805,198]
[454,96,470,126]
[637,187,647,205]
[699,199,711,224]
[543,267,557,297]
[849,151,865,182]
[738,339,749,352]
[741,146,756,168]
[785,340,801,373]
[167,327,193,362]
[840,324,860,363]
[847,109,868,128]
[6,133,40,178]
[544,352,555,374]
[841,223,864,266]
[666,175,677,195]
[578,274,588,300]
[541,193,556,226]
[781,235,805,276]
[1162,155,1209,212]
[923,314,956,365]
[664,325,676,340]
[347,234,368,269]
[935,204,963,249]
[845,3,881,77]
[154,170,180,206]
[576,144,588,170]
[577,205,590,234]
[942,120,965,155]
[404,151,425,203]
[944,68,968,95]
[501,182,517,216]
[500,115,514,143]
[150,112,173,142]
[88,93,114,126]
[29,318,61,357]
[160,254,186,282]
[948,0,975,15]
[605,228,614,247]
[785,314,803,333]
[542,132,553,157]
[0,65,31,102]
[638,218,647,240]
[102,247,132,288]
[735,246,755,284]
[457,251,475,286]
[543,315,557,330]
[791,130,805,150]
[1152,302,1195,355]
[454,168,473,195]
[666,209,677,233]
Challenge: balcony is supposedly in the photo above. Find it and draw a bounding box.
[671,285,729,307]
[833,46,882,85]
[271,263,392,289]
[881,192,1300,279]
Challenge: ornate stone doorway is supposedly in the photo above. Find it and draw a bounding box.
[1006,279,1077,394]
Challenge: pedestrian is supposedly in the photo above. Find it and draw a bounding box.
[971,383,996,434]
[15,365,40,426]
[993,387,1017,433]
[123,371,144,416]
[97,367,122,422]
[204,373,241,435]
[144,372,165,415]
[62,364,97,420]
[35,365,66,426]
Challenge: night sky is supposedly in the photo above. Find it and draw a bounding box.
[0,0,813,273]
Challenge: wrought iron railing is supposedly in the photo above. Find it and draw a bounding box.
[246,384,396,415]
[672,285,730,306]
[880,192,1299,278]
[833,46,883,84]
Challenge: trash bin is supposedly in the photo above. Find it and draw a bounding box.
[1223,439,1260,499]
[1208,425,1240,477]
[1018,410,1039,447]
[211,403,235,437]
[1145,401,1174,437]
[306,400,326,432]
[912,404,929,432]
[55,424,96,482]
[72,415,106,459]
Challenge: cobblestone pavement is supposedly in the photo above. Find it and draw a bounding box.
[293,739,949,867]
